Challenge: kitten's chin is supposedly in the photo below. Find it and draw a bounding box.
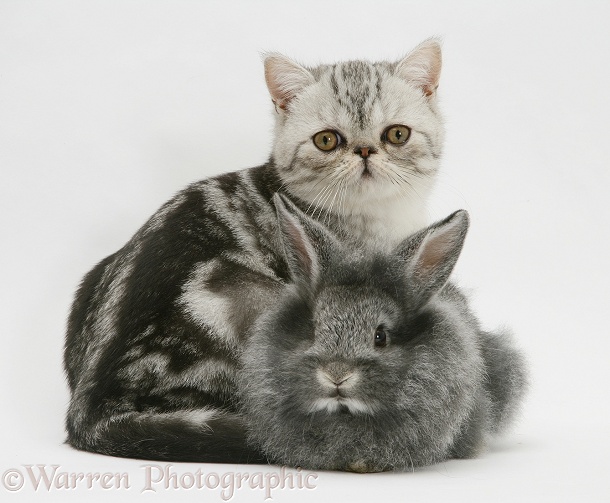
[346,175,432,212]
[286,173,432,215]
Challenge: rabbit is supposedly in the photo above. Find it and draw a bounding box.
[238,195,528,472]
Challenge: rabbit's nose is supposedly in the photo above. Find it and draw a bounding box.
[319,362,356,387]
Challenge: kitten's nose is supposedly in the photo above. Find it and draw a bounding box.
[354,146,377,158]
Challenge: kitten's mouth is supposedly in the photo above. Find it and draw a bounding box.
[361,161,373,179]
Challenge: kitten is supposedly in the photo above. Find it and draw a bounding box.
[64,39,445,462]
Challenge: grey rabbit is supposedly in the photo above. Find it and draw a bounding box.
[239,195,528,472]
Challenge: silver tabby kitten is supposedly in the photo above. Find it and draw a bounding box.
[64,39,444,462]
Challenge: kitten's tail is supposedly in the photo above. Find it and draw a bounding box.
[479,330,529,434]
[66,408,267,464]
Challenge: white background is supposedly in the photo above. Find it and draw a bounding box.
[1,1,609,501]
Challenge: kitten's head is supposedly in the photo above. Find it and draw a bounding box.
[265,39,443,218]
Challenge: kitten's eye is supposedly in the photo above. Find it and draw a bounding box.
[374,325,387,348]
[313,130,341,151]
[382,125,411,145]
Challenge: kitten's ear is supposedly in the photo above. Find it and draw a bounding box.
[395,210,469,307]
[264,53,315,111]
[395,38,442,98]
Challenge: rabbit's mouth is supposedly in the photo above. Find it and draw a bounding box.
[328,387,346,399]
[309,396,375,416]
[310,368,375,415]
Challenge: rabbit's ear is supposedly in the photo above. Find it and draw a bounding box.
[274,193,322,289]
[396,210,469,306]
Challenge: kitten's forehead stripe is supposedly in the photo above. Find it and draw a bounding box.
[375,65,381,99]
[330,61,381,130]
[329,71,345,111]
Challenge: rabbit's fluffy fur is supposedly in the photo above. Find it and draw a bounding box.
[239,196,527,472]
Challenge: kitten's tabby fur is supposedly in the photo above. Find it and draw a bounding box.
[64,40,444,462]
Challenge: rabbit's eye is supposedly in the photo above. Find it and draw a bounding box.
[374,326,387,348]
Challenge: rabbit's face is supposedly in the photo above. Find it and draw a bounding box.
[279,285,411,420]
[259,282,486,427]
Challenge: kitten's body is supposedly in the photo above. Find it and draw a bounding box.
[65,40,445,462]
